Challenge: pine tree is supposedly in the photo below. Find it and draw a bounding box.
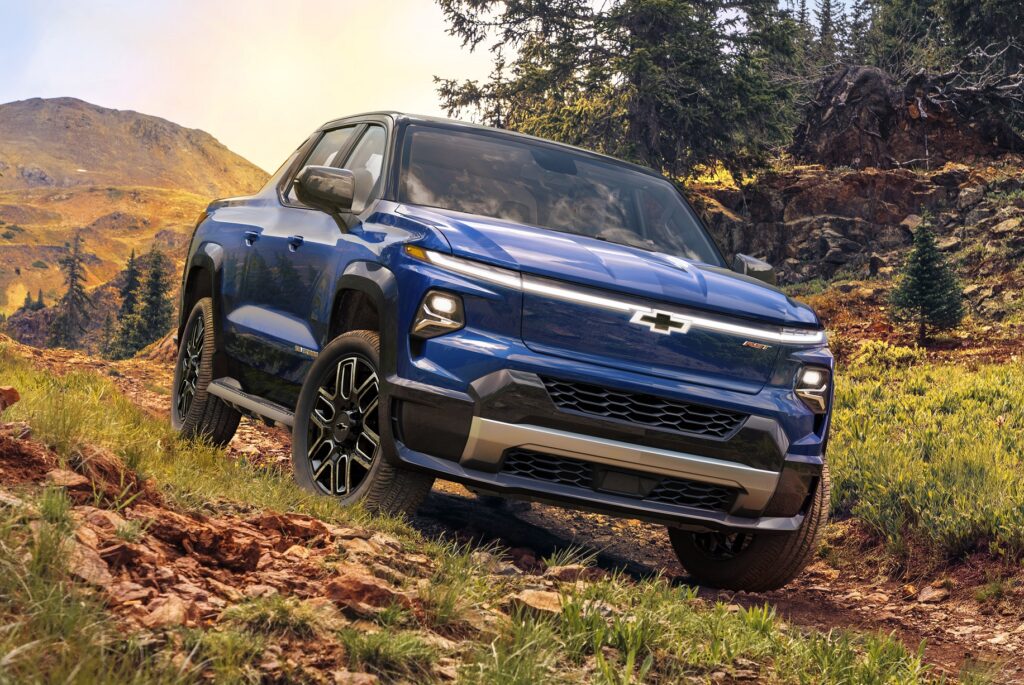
[99,314,116,359]
[119,249,141,319]
[48,232,91,348]
[846,0,875,63]
[137,247,173,347]
[22,292,32,310]
[889,221,964,345]
[815,0,841,65]
[35,289,44,309]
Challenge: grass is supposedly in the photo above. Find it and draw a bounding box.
[339,628,438,681]
[831,354,1024,563]
[0,340,996,683]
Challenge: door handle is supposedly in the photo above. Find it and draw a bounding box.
[287,235,304,252]
[244,230,259,246]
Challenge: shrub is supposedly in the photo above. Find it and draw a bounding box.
[851,340,924,369]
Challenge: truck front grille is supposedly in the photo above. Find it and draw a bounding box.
[542,377,746,439]
[500,448,737,513]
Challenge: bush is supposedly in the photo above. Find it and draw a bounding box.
[850,340,924,370]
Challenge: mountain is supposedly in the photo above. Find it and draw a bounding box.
[0,97,267,196]
[0,97,269,321]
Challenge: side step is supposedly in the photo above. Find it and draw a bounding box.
[207,378,295,428]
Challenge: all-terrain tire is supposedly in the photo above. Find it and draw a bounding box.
[291,330,434,516]
[668,462,831,592]
[170,297,241,446]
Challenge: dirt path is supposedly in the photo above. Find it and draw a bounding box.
[11,341,1022,683]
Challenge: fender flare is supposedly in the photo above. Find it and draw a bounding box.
[333,260,400,377]
[177,242,224,343]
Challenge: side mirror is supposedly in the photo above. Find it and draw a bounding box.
[732,253,777,286]
[294,165,355,212]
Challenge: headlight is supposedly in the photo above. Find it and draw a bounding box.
[411,289,464,339]
[795,366,830,413]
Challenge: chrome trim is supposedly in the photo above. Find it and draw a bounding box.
[412,248,825,345]
[460,417,780,511]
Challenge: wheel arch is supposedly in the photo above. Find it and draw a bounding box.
[328,261,400,376]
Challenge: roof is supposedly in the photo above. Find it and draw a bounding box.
[317,111,664,179]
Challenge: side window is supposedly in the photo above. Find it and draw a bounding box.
[285,126,359,204]
[342,125,387,213]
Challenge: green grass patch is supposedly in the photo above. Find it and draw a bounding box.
[831,360,1024,562]
[339,628,438,681]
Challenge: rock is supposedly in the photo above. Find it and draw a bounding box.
[69,542,114,586]
[333,670,380,685]
[900,214,924,232]
[936,236,962,251]
[244,584,278,598]
[46,469,90,490]
[543,564,608,583]
[868,253,883,277]
[324,567,411,613]
[929,163,970,187]
[507,589,563,615]
[141,594,194,628]
[992,218,1022,235]
[917,586,950,604]
[0,387,19,415]
[958,185,986,210]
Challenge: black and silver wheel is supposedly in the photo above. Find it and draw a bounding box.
[171,297,241,446]
[291,330,434,514]
[668,463,831,592]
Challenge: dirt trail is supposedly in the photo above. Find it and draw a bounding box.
[10,341,1023,683]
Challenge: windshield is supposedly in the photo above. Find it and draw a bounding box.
[398,125,725,266]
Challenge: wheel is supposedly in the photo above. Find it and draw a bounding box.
[171,297,241,446]
[668,463,831,592]
[291,330,434,515]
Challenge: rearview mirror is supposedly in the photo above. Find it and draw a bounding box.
[294,165,355,212]
[732,253,777,286]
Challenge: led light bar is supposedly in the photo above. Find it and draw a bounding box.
[404,246,826,345]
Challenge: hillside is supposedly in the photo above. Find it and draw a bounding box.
[0,97,269,321]
[0,97,267,196]
[2,335,1020,682]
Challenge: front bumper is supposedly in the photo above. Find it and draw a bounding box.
[387,367,825,534]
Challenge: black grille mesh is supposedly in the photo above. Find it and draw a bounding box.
[543,377,746,439]
[501,448,736,513]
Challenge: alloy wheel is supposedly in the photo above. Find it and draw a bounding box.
[307,354,381,496]
[176,316,204,419]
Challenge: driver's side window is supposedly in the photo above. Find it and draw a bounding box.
[284,125,359,205]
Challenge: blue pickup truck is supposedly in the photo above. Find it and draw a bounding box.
[171,113,833,590]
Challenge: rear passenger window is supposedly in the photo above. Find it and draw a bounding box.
[285,126,359,204]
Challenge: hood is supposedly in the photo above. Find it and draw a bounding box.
[398,204,820,329]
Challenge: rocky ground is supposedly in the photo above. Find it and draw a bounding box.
[2,337,1021,682]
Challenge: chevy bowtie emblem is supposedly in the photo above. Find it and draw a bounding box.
[630,309,692,335]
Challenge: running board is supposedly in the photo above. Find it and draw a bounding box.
[207,378,295,428]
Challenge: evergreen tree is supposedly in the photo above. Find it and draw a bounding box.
[815,0,840,64]
[99,314,116,359]
[138,247,173,346]
[22,292,32,310]
[119,249,141,319]
[436,0,799,177]
[109,248,172,358]
[48,232,91,348]
[845,0,876,64]
[36,289,43,309]
[889,221,964,345]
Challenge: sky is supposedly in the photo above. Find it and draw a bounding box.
[0,0,494,171]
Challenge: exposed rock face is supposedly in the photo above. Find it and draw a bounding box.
[691,158,1024,284]
[791,66,1024,170]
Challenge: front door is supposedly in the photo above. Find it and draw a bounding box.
[232,124,388,406]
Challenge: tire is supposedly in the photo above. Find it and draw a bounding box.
[291,330,434,516]
[171,297,241,446]
[668,463,831,592]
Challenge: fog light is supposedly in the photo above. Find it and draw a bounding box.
[412,290,464,339]
[795,366,830,413]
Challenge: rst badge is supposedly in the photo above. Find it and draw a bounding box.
[630,309,692,335]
